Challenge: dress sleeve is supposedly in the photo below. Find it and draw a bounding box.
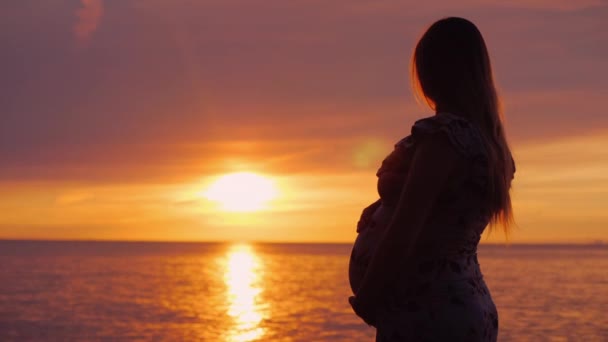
[410,112,490,192]
[410,112,487,160]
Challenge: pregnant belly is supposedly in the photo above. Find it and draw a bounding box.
[348,204,394,294]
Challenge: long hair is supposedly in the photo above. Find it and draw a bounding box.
[411,17,515,233]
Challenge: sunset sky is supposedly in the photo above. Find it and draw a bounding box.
[1,0,607,243]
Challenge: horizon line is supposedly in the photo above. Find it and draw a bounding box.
[0,238,605,246]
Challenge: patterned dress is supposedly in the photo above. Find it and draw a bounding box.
[349,112,509,341]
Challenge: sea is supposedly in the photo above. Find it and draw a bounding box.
[0,241,606,341]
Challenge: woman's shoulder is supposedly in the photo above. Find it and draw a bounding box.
[409,112,487,159]
[413,111,464,128]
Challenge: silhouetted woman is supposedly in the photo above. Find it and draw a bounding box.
[348,17,515,341]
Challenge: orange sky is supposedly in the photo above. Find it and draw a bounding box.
[1,1,607,243]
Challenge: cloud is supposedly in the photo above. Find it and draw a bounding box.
[74,0,104,42]
[2,0,608,242]
[1,0,607,186]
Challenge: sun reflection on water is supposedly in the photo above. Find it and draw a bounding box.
[223,244,266,342]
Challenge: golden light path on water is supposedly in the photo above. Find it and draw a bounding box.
[223,244,266,342]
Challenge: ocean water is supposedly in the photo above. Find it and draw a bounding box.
[0,241,606,341]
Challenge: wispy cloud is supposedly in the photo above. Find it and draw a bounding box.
[74,0,104,43]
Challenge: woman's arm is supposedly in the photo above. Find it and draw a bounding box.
[357,199,382,233]
[350,134,461,325]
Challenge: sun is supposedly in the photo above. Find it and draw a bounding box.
[202,172,278,212]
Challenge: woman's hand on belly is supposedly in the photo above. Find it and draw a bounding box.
[357,199,381,233]
[349,295,377,327]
